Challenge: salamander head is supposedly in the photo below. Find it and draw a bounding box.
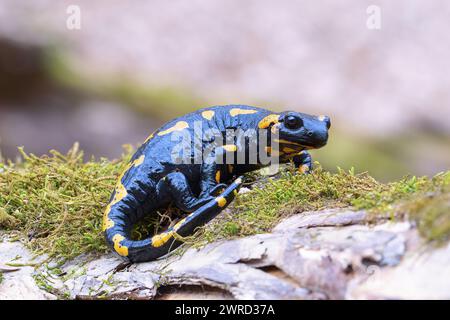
[276,111,330,150]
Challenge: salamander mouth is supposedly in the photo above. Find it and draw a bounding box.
[272,138,322,150]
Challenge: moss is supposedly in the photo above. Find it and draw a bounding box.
[200,167,449,246]
[33,273,56,293]
[397,184,450,245]
[350,171,450,245]
[0,207,19,229]
[0,143,132,260]
[199,165,381,243]
[0,145,449,261]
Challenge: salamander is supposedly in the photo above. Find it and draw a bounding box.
[103,105,330,262]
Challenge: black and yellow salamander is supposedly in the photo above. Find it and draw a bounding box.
[103,105,330,262]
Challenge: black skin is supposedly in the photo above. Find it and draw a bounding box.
[103,105,330,262]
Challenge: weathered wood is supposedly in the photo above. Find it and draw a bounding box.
[1,209,449,300]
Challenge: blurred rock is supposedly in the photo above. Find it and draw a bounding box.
[0,37,52,102]
[1,0,450,135]
[0,36,158,159]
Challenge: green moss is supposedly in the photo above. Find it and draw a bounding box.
[199,167,450,246]
[0,207,19,229]
[397,183,450,245]
[1,145,449,261]
[33,273,56,293]
[199,165,381,243]
[0,143,132,260]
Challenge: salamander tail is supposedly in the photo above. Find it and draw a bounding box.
[104,176,244,263]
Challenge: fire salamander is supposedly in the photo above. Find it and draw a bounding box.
[103,105,330,262]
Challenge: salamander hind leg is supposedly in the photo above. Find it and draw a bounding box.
[142,175,244,262]
[159,171,215,212]
[165,176,245,239]
[199,163,228,198]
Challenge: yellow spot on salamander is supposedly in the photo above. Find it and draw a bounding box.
[215,170,221,183]
[144,132,155,143]
[201,110,215,120]
[134,155,145,166]
[102,155,146,231]
[229,108,258,117]
[299,164,310,174]
[112,234,129,256]
[157,121,189,136]
[222,144,237,152]
[273,138,305,148]
[282,147,299,154]
[265,146,282,157]
[114,183,128,202]
[102,184,127,232]
[258,114,280,129]
[152,231,175,248]
[103,207,115,230]
[216,197,227,207]
[173,218,186,231]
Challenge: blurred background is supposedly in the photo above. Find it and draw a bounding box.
[0,0,449,181]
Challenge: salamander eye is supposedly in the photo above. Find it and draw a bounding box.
[284,115,303,129]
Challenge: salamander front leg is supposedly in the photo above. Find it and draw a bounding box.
[292,151,313,174]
